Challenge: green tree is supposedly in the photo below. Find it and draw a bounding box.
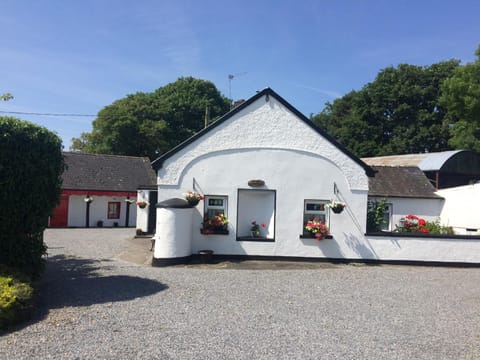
[440,46,480,151]
[1,93,13,101]
[313,61,460,157]
[0,117,64,279]
[71,77,231,159]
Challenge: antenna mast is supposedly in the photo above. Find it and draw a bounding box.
[228,72,246,105]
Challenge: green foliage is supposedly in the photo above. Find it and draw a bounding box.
[71,77,231,159]
[367,199,388,232]
[313,60,459,157]
[0,117,64,279]
[424,219,455,235]
[0,266,34,329]
[440,45,480,152]
[1,93,13,101]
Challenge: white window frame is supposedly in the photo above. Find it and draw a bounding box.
[204,195,228,220]
[303,199,329,236]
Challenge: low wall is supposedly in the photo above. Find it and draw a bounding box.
[365,233,480,264]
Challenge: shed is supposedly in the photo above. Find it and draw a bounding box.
[362,150,480,189]
[49,152,156,228]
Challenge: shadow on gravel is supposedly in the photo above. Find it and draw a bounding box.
[1,255,169,333]
[41,255,168,308]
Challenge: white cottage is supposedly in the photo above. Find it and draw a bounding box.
[150,88,375,264]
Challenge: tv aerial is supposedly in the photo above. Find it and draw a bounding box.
[228,72,247,100]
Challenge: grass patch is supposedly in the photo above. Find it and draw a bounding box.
[0,265,34,330]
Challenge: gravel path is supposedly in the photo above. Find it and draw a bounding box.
[1,229,480,359]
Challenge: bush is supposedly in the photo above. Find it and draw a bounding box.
[425,219,455,235]
[395,215,454,235]
[0,117,64,279]
[0,266,34,330]
[367,199,388,232]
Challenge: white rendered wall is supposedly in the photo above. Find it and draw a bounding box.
[369,196,444,230]
[155,94,370,259]
[438,184,480,235]
[68,195,137,227]
[154,208,193,259]
[135,190,152,232]
[365,235,480,263]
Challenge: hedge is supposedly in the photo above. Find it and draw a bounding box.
[0,117,64,279]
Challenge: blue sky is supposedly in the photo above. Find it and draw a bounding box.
[1,0,479,149]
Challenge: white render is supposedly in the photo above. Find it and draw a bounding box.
[68,195,137,228]
[437,183,480,235]
[369,196,444,231]
[151,90,480,264]
[154,92,370,259]
[154,208,193,259]
[365,235,480,263]
[135,189,153,232]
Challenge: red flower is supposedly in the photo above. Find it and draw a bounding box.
[261,223,266,228]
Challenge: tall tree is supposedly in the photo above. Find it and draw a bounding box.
[71,77,231,159]
[440,46,480,151]
[313,60,460,157]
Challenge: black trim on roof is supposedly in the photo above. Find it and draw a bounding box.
[151,88,375,177]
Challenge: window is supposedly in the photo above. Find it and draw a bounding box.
[202,196,229,234]
[367,200,392,231]
[380,203,392,231]
[108,202,121,219]
[237,189,276,241]
[303,200,328,236]
[204,196,227,219]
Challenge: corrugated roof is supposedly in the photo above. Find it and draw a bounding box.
[368,166,442,199]
[362,150,464,171]
[62,152,156,192]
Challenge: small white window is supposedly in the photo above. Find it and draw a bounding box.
[205,196,227,219]
[303,200,328,236]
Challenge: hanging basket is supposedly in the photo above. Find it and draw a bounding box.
[332,206,344,214]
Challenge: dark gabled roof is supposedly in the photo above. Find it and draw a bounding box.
[62,152,156,192]
[151,88,375,177]
[369,166,442,199]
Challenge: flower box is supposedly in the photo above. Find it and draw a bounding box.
[200,228,229,235]
[300,233,333,240]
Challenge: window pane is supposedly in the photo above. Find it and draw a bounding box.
[306,203,324,211]
[108,202,120,219]
[208,198,224,207]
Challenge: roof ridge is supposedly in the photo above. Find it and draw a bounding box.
[64,151,151,161]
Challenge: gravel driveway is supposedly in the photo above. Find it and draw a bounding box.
[1,229,480,359]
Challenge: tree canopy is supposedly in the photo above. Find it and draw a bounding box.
[312,60,460,157]
[71,77,231,159]
[440,46,480,152]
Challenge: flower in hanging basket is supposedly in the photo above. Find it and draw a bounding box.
[136,200,149,209]
[305,218,330,240]
[184,191,204,206]
[326,200,346,214]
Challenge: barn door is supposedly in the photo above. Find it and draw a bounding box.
[49,194,69,227]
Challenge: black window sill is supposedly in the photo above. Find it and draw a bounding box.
[200,229,229,235]
[299,234,333,239]
[237,236,275,242]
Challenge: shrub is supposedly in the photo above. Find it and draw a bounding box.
[0,117,64,279]
[0,266,34,329]
[367,199,388,232]
[425,219,455,235]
